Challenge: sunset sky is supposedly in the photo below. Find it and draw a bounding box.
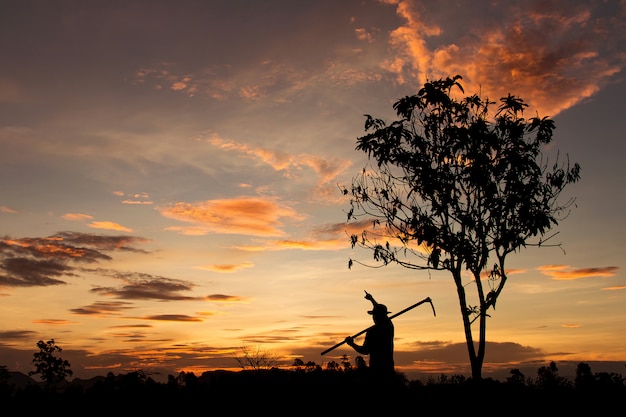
[1,0,624,382]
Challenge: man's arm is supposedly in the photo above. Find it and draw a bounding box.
[345,335,370,355]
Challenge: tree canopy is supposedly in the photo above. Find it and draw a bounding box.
[29,339,73,390]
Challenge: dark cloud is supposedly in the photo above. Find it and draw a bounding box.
[69,301,134,316]
[53,231,149,252]
[0,329,38,342]
[89,270,200,301]
[108,324,153,329]
[399,340,544,364]
[140,315,203,322]
[0,257,71,287]
[0,232,149,288]
[206,294,244,302]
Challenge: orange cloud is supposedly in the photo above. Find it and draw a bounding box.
[234,238,346,252]
[207,136,353,199]
[122,200,154,205]
[355,28,375,43]
[538,265,619,280]
[0,206,17,214]
[70,301,134,316]
[159,197,304,237]
[140,314,203,322]
[90,272,199,301]
[384,0,625,116]
[205,294,246,303]
[32,319,80,325]
[602,285,626,291]
[135,60,311,101]
[114,191,153,205]
[89,221,134,232]
[62,213,94,221]
[198,262,254,273]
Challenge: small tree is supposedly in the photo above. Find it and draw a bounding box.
[575,362,595,390]
[343,75,581,380]
[536,361,569,389]
[234,344,283,370]
[29,339,73,389]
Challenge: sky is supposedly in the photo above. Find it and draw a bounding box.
[1,0,625,382]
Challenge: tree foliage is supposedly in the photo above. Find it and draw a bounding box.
[29,339,73,389]
[342,75,581,380]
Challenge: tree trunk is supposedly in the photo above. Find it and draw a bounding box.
[453,270,482,380]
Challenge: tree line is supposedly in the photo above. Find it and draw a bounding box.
[1,339,623,414]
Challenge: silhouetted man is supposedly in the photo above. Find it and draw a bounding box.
[345,292,395,378]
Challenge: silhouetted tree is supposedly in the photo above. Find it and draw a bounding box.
[342,75,581,380]
[28,339,73,390]
[0,365,8,384]
[305,361,321,372]
[325,360,340,371]
[575,362,595,390]
[535,361,569,389]
[341,354,352,371]
[506,368,526,386]
[169,370,198,390]
[292,358,305,371]
[234,344,283,370]
[355,356,367,370]
[592,369,625,390]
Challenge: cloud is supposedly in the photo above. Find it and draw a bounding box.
[384,0,626,116]
[31,319,80,325]
[134,64,200,98]
[0,257,75,287]
[0,206,18,214]
[116,191,154,205]
[228,220,358,252]
[49,232,148,252]
[62,213,94,221]
[159,197,305,237]
[233,238,345,252]
[198,263,254,273]
[139,314,203,322]
[0,329,37,341]
[121,200,154,205]
[392,340,546,373]
[88,271,201,301]
[89,221,134,232]
[109,324,153,329]
[208,136,353,200]
[205,294,247,303]
[0,232,149,287]
[134,60,317,102]
[602,285,626,291]
[538,265,619,280]
[355,28,375,43]
[69,301,134,316]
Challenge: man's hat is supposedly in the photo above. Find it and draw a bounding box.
[368,304,391,315]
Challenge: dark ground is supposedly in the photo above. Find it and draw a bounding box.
[3,367,624,415]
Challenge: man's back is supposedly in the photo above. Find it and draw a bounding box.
[364,317,394,373]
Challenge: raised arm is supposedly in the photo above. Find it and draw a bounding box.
[364,290,379,308]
